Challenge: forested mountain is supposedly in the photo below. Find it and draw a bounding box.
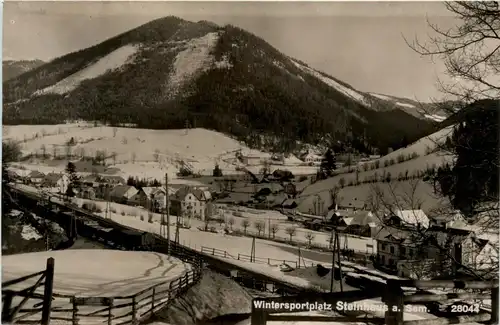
[3,16,436,155]
[3,59,45,81]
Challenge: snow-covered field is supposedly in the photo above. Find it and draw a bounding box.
[3,250,193,324]
[5,124,317,180]
[297,127,455,214]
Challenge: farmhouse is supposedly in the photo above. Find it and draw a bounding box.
[345,210,379,237]
[300,151,322,165]
[385,209,430,229]
[109,185,139,204]
[76,187,96,200]
[129,187,166,211]
[42,173,70,194]
[28,170,45,184]
[170,186,214,220]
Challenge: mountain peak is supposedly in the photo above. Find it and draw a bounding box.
[3,17,436,155]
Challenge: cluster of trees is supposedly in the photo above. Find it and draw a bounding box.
[126,176,162,188]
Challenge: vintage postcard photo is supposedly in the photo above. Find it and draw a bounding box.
[2,1,499,325]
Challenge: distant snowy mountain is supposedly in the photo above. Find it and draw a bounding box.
[3,59,45,81]
[368,92,449,122]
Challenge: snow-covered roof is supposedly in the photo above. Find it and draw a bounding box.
[394,209,429,228]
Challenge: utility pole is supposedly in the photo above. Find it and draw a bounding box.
[164,173,170,254]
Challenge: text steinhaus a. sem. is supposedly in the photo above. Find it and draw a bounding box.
[253,300,391,313]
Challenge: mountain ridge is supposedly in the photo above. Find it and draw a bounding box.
[3,59,45,81]
[3,16,437,155]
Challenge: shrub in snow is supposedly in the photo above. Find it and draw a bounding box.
[121,211,126,216]
[148,213,153,223]
[140,215,144,221]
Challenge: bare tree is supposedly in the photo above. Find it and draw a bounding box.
[52,145,57,159]
[305,231,316,246]
[113,127,118,138]
[405,2,500,102]
[131,152,137,164]
[270,223,279,239]
[153,149,160,162]
[241,219,250,234]
[228,217,235,230]
[111,152,117,165]
[254,220,266,236]
[122,136,128,145]
[285,226,297,242]
[368,179,498,280]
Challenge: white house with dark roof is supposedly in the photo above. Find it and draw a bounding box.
[386,209,430,229]
[171,186,214,220]
[42,173,70,194]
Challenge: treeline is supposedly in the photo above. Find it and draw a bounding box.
[126,176,162,188]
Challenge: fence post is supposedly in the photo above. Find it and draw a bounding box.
[212,248,215,255]
[41,257,55,325]
[2,290,14,323]
[71,297,78,325]
[185,272,189,286]
[131,296,137,322]
[151,288,156,315]
[250,299,267,325]
[224,251,227,258]
[108,298,113,325]
[491,287,499,324]
[384,280,403,325]
[238,254,240,260]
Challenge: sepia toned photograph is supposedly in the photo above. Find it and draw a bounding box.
[2,1,499,325]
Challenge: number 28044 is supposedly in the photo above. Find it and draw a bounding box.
[450,304,480,313]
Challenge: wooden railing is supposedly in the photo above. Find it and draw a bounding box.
[65,268,202,325]
[200,246,309,269]
[2,258,55,325]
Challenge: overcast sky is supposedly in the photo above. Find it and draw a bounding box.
[3,1,457,101]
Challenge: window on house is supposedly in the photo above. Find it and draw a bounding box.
[401,247,406,255]
[389,259,394,266]
[381,255,385,263]
[381,244,387,251]
[390,246,395,254]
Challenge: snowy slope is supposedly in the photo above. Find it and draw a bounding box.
[34,45,139,95]
[291,59,370,107]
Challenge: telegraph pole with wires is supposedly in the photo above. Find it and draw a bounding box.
[329,227,344,293]
[162,173,170,254]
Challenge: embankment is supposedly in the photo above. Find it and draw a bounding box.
[149,270,253,325]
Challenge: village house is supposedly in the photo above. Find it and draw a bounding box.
[109,185,139,204]
[76,186,96,200]
[28,170,46,185]
[429,211,468,229]
[129,187,167,211]
[375,226,498,279]
[99,175,126,186]
[80,175,100,188]
[240,153,266,166]
[283,182,297,198]
[281,199,298,215]
[385,209,430,229]
[300,151,322,166]
[170,186,214,221]
[42,173,70,194]
[345,210,379,237]
[336,198,366,211]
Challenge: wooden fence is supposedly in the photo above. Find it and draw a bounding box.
[2,257,55,325]
[200,246,307,268]
[13,268,202,325]
[250,279,499,325]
